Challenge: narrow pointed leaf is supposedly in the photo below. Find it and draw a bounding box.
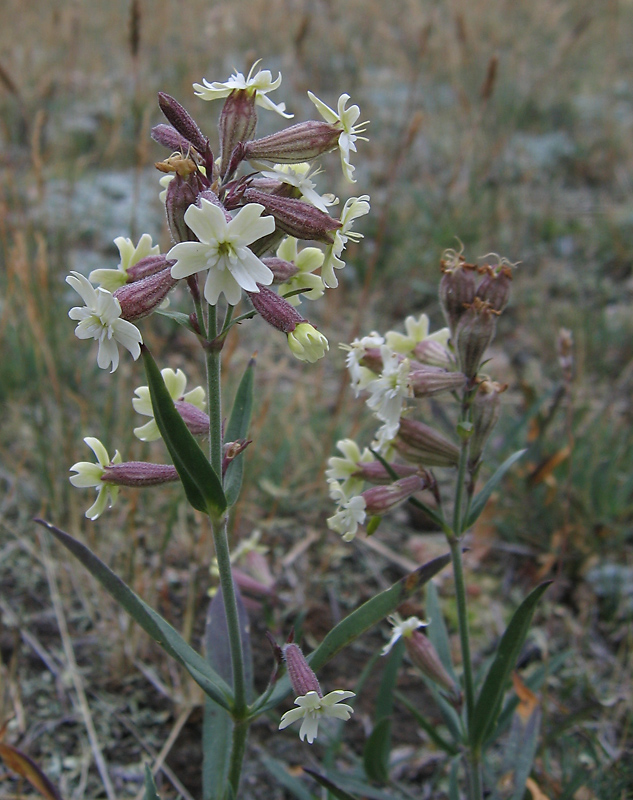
[143,765,161,800]
[509,708,542,800]
[205,584,254,699]
[256,552,451,713]
[471,581,551,748]
[224,357,255,506]
[142,345,226,515]
[303,770,358,800]
[36,519,232,709]
[465,449,526,529]
[259,753,317,800]
[363,718,392,783]
[155,308,197,331]
[202,697,232,800]
[394,691,459,755]
[425,581,457,683]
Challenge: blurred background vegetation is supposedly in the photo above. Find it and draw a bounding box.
[0,0,631,797]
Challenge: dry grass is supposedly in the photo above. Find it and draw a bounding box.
[1,0,632,797]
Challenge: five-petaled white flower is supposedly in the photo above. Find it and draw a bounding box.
[133,368,206,442]
[365,346,412,439]
[276,236,325,305]
[193,61,293,118]
[327,481,367,541]
[167,200,275,306]
[89,234,160,291]
[69,437,122,520]
[382,614,428,656]
[326,439,373,497]
[279,690,355,744]
[322,195,370,288]
[67,272,143,373]
[308,92,368,182]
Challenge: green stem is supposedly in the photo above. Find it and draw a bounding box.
[227,720,249,795]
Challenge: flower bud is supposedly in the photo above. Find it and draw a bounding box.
[353,461,420,485]
[454,298,497,379]
[243,187,340,244]
[405,631,459,696]
[126,254,176,282]
[157,92,210,156]
[151,123,194,154]
[248,284,305,333]
[362,475,425,515]
[476,263,512,313]
[174,400,210,436]
[114,267,177,322]
[243,120,341,163]
[262,256,300,284]
[469,379,506,467]
[287,323,329,363]
[219,89,257,177]
[283,643,322,698]
[164,172,205,243]
[395,418,460,468]
[409,366,466,398]
[439,255,477,335]
[102,462,179,487]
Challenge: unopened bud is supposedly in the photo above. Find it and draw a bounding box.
[262,256,300,284]
[287,322,329,363]
[405,631,459,696]
[439,258,477,335]
[476,263,512,313]
[409,366,466,398]
[454,298,497,379]
[114,268,177,322]
[469,380,506,467]
[362,475,425,515]
[151,123,194,154]
[243,120,341,163]
[219,89,257,177]
[127,254,176,282]
[353,461,420,485]
[102,462,179,487]
[243,187,340,244]
[248,284,305,333]
[284,643,322,698]
[174,400,210,436]
[395,418,460,468]
[157,92,210,156]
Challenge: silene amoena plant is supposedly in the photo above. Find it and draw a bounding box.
[36,60,549,800]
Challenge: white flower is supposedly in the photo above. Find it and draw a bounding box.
[276,236,325,305]
[327,482,367,541]
[89,234,160,291]
[385,314,451,359]
[67,272,143,373]
[279,690,355,744]
[322,195,370,288]
[308,92,368,182]
[326,439,373,496]
[133,368,206,442]
[193,61,293,118]
[382,614,428,656]
[167,199,275,306]
[340,331,384,394]
[372,423,398,459]
[259,163,337,213]
[159,174,174,204]
[69,437,122,520]
[365,347,411,439]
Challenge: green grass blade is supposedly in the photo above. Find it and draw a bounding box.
[470,581,551,749]
[394,691,459,755]
[141,345,226,516]
[36,519,233,710]
[224,357,255,506]
[303,770,359,800]
[465,449,526,529]
[144,765,161,800]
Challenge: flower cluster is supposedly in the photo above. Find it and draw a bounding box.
[327,248,513,541]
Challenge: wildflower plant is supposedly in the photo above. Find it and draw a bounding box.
[36,61,548,800]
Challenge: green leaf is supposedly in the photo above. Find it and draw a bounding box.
[448,759,460,800]
[312,771,402,800]
[465,449,526,529]
[425,581,457,684]
[143,765,161,800]
[374,639,403,721]
[202,697,232,800]
[224,358,255,507]
[508,708,542,800]
[394,691,459,755]
[470,581,551,749]
[303,770,359,800]
[36,520,232,710]
[363,640,403,783]
[155,308,196,331]
[259,753,317,800]
[141,345,226,516]
[256,552,452,714]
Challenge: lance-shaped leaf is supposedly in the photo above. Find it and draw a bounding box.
[36,519,232,710]
[141,345,226,516]
[256,552,451,714]
[470,581,551,749]
[144,765,161,800]
[224,357,255,506]
[465,449,526,529]
[303,769,359,800]
[363,640,403,783]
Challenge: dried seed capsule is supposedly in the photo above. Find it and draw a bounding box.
[454,298,497,379]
